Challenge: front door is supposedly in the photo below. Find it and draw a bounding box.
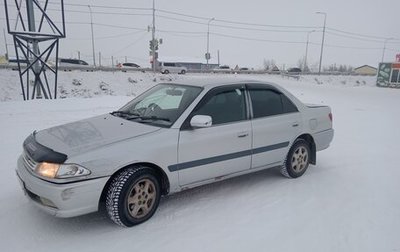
[175,85,252,186]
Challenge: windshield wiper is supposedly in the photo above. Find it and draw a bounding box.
[111,111,170,123]
[137,116,170,122]
[110,110,141,117]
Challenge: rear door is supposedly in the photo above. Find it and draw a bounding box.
[175,85,252,186]
[247,84,302,168]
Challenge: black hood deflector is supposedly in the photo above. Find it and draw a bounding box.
[23,131,68,163]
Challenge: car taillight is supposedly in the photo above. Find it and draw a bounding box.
[329,112,333,122]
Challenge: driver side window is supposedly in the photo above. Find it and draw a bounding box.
[194,87,246,125]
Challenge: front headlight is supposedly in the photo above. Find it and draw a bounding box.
[35,162,91,179]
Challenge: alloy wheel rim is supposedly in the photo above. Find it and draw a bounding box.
[126,178,156,219]
[291,146,309,172]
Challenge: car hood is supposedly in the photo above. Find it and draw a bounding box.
[35,114,161,158]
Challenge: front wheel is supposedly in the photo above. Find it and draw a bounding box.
[281,139,311,178]
[180,69,186,74]
[106,166,161,227]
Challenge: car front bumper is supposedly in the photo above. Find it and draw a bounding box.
[16,155,109,218]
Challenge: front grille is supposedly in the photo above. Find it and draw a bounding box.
[22,151,38,171]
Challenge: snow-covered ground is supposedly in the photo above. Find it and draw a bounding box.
[0,69,399,251]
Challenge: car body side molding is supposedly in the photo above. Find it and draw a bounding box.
[168,141,289,172]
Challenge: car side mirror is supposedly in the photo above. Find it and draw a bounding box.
[190,115,212,128]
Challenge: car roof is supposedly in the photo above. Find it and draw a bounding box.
[166,77,276,88]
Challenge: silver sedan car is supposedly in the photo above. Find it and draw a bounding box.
[16,78,334,226]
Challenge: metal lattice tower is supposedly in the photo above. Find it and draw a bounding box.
[3,0,66,100]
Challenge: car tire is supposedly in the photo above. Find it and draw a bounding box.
[280,139,311,178]
[163,70,169,74]
[181,69,186,74]
[106,166,161,227]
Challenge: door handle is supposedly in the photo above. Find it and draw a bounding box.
[237,131,249,138]
[292,122,299,127]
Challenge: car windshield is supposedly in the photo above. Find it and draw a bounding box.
[113,84,203,127]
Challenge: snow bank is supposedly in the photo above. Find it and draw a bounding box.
[0,69,376,102]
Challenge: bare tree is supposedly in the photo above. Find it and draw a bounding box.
[297,57,306,72]
[263,58,276,71]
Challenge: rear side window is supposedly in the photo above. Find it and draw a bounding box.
[249,89,298,118]
[281,94,298,113]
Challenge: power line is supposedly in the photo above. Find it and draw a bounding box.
[92,23,147,31]
[326,27,400,41]
[2,4,398,55]
[2,2,397,42]
[60,9,152,16]
[323,43,383,50]
[210,32,307,44]
[325,31,384,43]
[111,32,148,55]
[0,3,152,16]
[157,31,205,38]
[2,15,399,52]
[47,2,152,11]
[156,15,318,33]
[68,30,146,41]
[156,9,319,29]
[158,29,205,34]
[207,31,396,51]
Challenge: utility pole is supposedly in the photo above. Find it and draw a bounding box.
[88,5,96,67]
[316,12,327,75]
[4,0,66,100]
[111,56,114,68]
[206,17,215,69]
[304,30,315,72]
[217,50,220,65]
[26,0,41,98]
[99,52,101,66]
[151,0,156,73]
[381,37,394,62]
[77,51,80,60]
[3,29,9,60]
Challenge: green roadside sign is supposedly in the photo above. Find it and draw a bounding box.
[377,63,392,87]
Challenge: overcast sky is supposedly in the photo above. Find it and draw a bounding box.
[1,0,399,69]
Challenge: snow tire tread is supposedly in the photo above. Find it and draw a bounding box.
[105,166,148,227]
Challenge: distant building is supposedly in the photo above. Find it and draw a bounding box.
[353,65,377,75]
[158,56,219,71]
[377,62,400,88]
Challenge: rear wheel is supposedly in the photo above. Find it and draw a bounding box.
[106,166,161,227]
[281,139,310,178]
[163,70,169,74]
[180,69,186,74]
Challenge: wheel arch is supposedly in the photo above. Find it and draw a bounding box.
[295,133,316,165]
[98,162,170,210]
